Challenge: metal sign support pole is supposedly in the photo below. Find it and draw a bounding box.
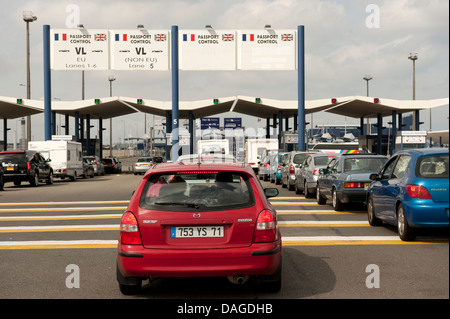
[43,25,52,141]
[297,25,305,151]
[171,25,180,161]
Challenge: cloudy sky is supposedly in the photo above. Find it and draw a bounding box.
[0,0,448,144]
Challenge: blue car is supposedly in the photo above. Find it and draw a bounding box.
[367,148,449,241]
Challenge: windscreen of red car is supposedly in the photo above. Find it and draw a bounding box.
[139,171,255,211]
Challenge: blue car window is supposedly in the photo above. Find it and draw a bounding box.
[381,156,398,179]
[416,155,449,178]
[391,155,411,179]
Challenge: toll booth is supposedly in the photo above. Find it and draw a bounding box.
[395,131,427,151]
[79,138,100,157]
[358,135,390,155]
[281,132,299,152]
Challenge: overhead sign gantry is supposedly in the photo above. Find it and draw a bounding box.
[44,25,305,159]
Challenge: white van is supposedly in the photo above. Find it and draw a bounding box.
[28,140,84,181]
[245,138,278,174]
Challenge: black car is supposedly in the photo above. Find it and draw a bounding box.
[102,157,122,174]
[0,150,54,187]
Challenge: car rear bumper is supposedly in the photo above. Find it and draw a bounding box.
[3,173,31,182]
[340,189,368,203]
[288,174,296,185]
[117,241,281,278]
[403,201,449,228]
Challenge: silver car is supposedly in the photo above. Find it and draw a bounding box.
[258,153,276,181]
[294,153,336,197]
[280,151,318,190]
[133,156,164,175]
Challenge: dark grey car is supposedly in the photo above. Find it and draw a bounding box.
[316,154,388,210]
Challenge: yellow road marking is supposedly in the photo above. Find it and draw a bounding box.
[282,240,449,246]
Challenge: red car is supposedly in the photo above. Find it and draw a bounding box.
[116,162,282,294]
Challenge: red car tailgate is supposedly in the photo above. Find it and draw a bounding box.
[137,207,258,249]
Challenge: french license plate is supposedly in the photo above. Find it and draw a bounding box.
[141,164,148,167]
[171,226,224,238]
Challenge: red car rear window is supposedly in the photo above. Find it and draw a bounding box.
[139,171,255,211]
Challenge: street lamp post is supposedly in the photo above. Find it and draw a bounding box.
[408,53,418,130]
[363,75,373,134]
[108,75,116,157]
[23,11,37,145]
[363,75,372,97]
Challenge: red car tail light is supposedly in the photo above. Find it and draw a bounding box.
[289,164,295,174]
[313,169,320,176]
[344,182,365,188]
[120,212,142,245]
[406,184,432,199]
[26,162,31,171]
[253,210,278,243]
[277,164,281,170]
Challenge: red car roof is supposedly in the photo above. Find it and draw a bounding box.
[146,161,254,175]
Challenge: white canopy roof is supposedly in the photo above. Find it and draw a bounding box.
[1,95,448,120]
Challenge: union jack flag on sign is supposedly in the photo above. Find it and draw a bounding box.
[222,34,234,41]
[281,34,293,41]
[94,33,107,41]
[155,34,167,41]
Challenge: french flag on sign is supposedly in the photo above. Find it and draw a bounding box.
[242,34,254,41]
[183,34,195,41]
[54,33,67,41]
[115,34,128,41]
